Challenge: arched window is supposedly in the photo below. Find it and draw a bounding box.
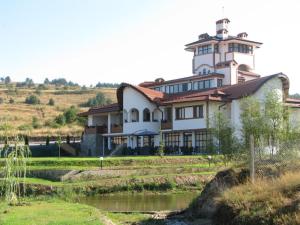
[130,108,139,122]
[238,64,251,72]
[152,108,161,122]
[143,108,151,122]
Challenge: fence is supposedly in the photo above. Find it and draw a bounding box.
[249,134,300,182]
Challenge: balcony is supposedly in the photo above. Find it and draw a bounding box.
[85,125,108,134]
[161,121,172,130]
[111,124,123,133]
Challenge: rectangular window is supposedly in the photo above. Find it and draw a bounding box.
[154,86,162,91]
[143,136,154,147]
[195,131,212,154]
[193,105,204,118]
[178,84,183,92]
[204,80,211,89]
[176,106,203,120]
[198,44,212,55]
[166,86,170,94]
[174,84,179,93]
[228,43,253,54]
[169,85,174,94]
[214,44,219,53]
[175,107,185,120]
[199,81,204,89]
[183,133,193,148]
[217,79,223,87]
[163,133,180,147]
[111,136,127,149]
[193,82,198,90]
[182,83,188,92]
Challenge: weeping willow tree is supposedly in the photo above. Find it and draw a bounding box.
[0,136,31,205]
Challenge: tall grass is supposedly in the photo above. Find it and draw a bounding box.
[217,171,300,225]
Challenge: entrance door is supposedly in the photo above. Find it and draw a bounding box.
[183,133,193,148]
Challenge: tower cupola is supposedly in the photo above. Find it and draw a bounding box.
[216,18,230,39]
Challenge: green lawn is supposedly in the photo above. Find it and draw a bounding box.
[0,200,104,225]
[1,156,226,195]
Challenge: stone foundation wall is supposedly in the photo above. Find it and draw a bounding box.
[81,133,104,156]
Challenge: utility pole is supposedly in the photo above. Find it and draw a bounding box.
[250,134,255,183]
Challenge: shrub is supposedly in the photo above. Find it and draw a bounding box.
[64,106,78,123]
[48,98,55,106]
[25,95,40,105]
[81,92,112,107]
[55,114,66,125]
[18,124,32,131]
[32,116,41,129]
[9,98,14,104]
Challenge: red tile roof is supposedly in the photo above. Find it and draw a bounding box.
[117,83,165,108]
[220,73,289,100]
[78,103,120,116]
[286,98,300,108]
[80,73,290,116]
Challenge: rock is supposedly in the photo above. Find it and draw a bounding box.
[185,169,249,219]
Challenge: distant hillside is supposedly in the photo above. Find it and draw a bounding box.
[0,83,117,138]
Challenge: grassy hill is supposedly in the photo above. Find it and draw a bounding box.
[0,83,117,137]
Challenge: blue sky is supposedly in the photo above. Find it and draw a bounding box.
[0,0,300,93]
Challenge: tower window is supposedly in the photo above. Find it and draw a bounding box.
[228,43,253,54]
[214,44,219,53]
[198,45,212,55]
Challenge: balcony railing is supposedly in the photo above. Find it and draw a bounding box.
[111,124,123,133]
[85,125,108,134]
[161,121,172,130]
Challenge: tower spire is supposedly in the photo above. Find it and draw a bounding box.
[222,6,225,18]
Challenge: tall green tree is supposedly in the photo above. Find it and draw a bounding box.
[212,111,239,165]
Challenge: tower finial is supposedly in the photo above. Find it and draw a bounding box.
[222,6,225,18]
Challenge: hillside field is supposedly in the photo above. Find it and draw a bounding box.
[0,84,117,137]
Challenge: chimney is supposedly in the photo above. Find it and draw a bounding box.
[237,32,248,39]
[216,18,230,39]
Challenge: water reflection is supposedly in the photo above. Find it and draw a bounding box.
[79,192,198,212]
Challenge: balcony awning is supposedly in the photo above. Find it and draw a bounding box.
[132,130,159,136]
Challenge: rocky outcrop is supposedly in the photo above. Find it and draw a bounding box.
[184,169,249,219]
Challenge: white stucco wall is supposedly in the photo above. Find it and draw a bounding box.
[216,67,231,85]
[234,53,254,70]
[193,54,214,70]
[232,76,284,138]
[123,87,160,134]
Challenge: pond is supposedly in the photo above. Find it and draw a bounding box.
[78,192,199,212]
